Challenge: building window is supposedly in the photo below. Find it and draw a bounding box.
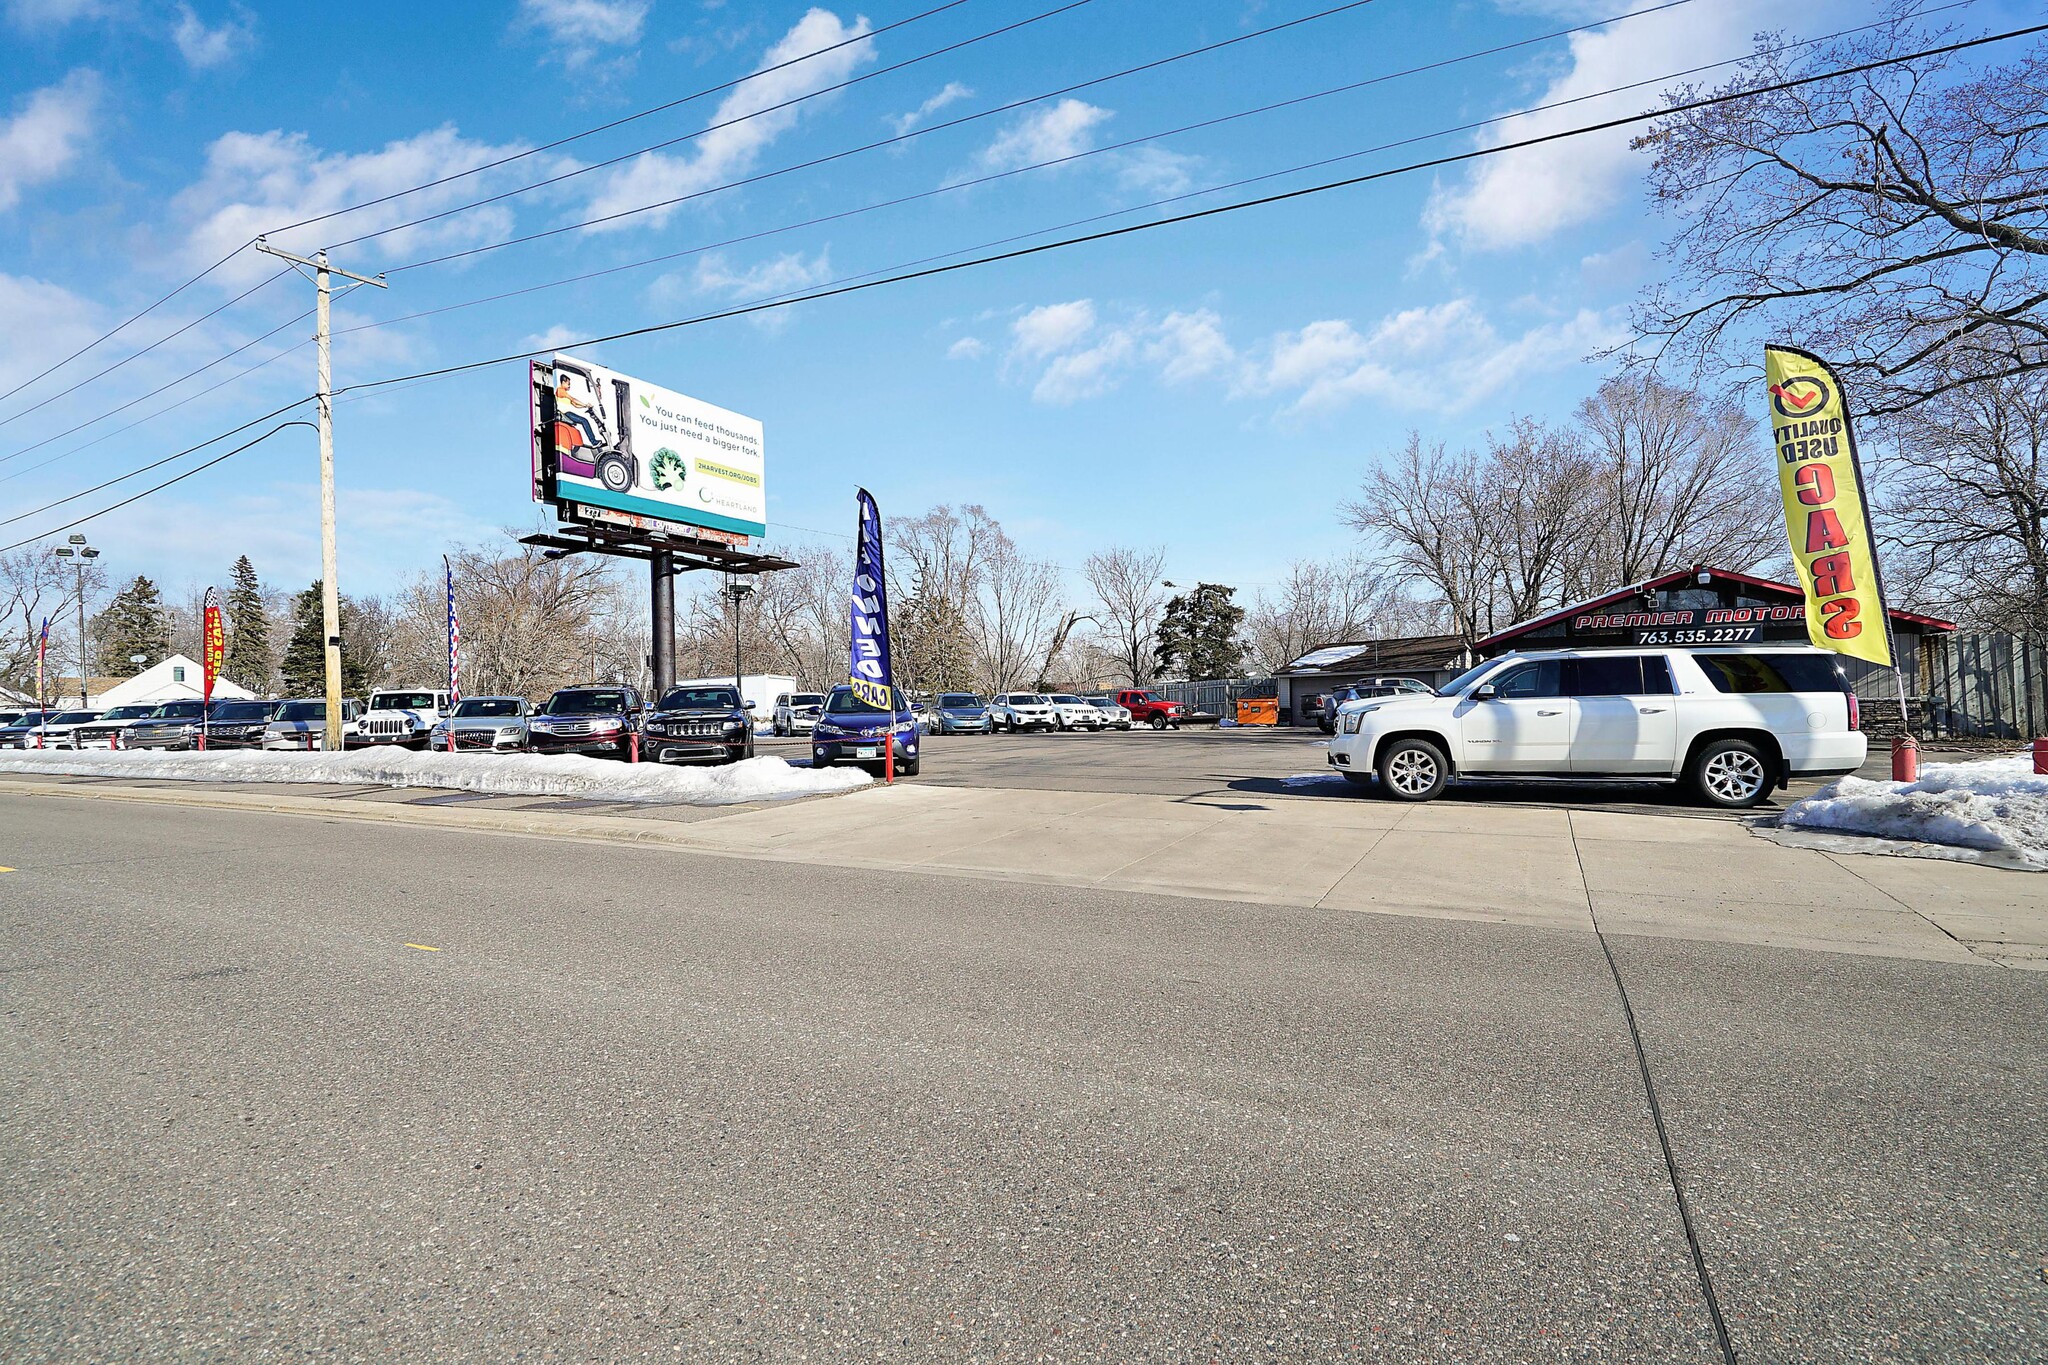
[173,666,185,683]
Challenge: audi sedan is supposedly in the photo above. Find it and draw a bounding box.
[428,697,533,753]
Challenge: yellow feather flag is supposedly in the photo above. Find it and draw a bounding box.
[1763,345,1893,667]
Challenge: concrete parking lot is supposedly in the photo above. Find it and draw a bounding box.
[1,726,2043,1361]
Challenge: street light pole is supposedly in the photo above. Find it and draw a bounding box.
[52,535,98,706]
[725,577,755,701]
[255,238,386,751]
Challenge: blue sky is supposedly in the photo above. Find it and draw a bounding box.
[0,0,2028,605]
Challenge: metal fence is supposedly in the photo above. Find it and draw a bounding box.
[1921,630,2047,739]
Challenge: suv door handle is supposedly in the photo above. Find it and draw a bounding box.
[1536,708,1563,716]
[1638,706,1666,714]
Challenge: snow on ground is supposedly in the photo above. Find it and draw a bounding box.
[0,749,872,806]
[1776,753,2048,870]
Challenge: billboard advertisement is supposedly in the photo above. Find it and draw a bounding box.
[531,353,766,540]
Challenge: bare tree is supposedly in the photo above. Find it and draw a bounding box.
[1242,554,1440,672]
[970,526,1064,693]
[1571,374,1783,592]
[1345,435,1497,644]
[1633,9,2048,415]
[0,543,105,697]
[1478,418,1596,627]
[1082,545,1168,686]
[1885,350,2048,634]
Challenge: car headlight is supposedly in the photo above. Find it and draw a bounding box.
[1340,712,1364,735]
[721,718,745,732]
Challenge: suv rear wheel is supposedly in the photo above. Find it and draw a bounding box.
[1376,737,1449,801]
[1691,737,1772,808]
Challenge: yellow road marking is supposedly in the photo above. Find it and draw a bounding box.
[0,867,14,873]
[404,943,441,952]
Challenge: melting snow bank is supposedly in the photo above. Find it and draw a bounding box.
[1773,754,2047,870]
[0,748,872,805]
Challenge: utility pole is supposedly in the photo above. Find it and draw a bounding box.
[255,238,386,751]
[725,576,754,700]
[52,535,98,706]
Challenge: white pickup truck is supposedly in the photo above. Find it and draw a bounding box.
[1324,646,1867,808]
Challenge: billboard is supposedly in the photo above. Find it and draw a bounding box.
[531,353,766,540]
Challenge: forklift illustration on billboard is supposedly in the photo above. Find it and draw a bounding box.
[548,358,638,494]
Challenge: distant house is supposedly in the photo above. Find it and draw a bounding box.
[1272,634,1472,726]
[87,655,258,710]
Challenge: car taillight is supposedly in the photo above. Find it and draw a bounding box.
[1847,693,1860,731]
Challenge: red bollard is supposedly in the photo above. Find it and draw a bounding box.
[1891,735,1919,783]
[447,730,456,754]
[109,730,117,750]
[2033,737,2048,776]
[628,731,640,763]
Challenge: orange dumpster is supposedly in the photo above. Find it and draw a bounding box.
[1234,697,1278,726]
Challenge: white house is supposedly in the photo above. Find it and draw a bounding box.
[92,655,257,709]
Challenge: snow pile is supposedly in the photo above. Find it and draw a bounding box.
[0,748,871,806]
[1777,753,2048,869]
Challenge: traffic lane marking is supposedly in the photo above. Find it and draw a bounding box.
[405,943,442,952]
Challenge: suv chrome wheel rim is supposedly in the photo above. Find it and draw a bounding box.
[1703,750,1765,802]
[1387,748,1438,796]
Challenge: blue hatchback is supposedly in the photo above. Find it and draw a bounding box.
[811,684,920,776]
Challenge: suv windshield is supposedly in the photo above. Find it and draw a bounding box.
[1435,662,1502,696]
[660,687,741,710]
[453,699,523,718]
[938,694,982,708]
[151,702,206,720]
[369,692,439,710]
[50,711,98,724]
[545,690,629,715]
[826,686,908,714]
[210,702,274,721]
[275,701,326,721]
[790,694,825,707]
[1050,694,1083,705]
[99,705,157,720]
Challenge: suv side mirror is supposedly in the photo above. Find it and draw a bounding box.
[1474,684,1497,700]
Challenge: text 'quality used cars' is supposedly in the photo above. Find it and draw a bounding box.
[1323,647,1865,808]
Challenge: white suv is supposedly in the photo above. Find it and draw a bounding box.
[1045,694,1104,730]
[988,693,1058,732]
[1324,647,1866,808]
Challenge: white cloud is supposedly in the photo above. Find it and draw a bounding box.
[4,0,107,23]
[891,81,971,136]
[1242,299,1624,414]
[0,70,97,212]
[520,0,648,69]
[945,336,985,361]
[1146,309,1232,384]
[173,125,537,282]
[173,3,256,69]
[693,248,831,299]
[1010,299,1094,359]
[1424,0,1772,250]
[972,99,1112,174]
[1112,145,1198,196]
[0,272,101,374]
[586,8,874,231]
[521,324,591,355]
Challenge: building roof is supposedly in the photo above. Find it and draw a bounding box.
[90,655,258,709]
[1276,633,1469,677]
[1477,566,1955,652]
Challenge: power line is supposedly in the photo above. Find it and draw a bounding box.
[275,0,979,239]
[337,23,2046,399]
[380,0,1390,273]
[325,0,1100,253]
[0,420,317,555]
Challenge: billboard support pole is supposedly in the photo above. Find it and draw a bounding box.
[650,549,675,696]
[256,238,386,752]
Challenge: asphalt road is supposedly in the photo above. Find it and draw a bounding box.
[2,793,2043,1362]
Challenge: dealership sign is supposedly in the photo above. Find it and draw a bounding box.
[1569,603,1812,646]
[530,353,766,540]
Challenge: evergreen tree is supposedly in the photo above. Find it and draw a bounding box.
[1153,582,1246,681]
[92,576,172,675]
[223,555,272,691]
[280,582,378,696]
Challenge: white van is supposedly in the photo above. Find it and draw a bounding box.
[1324,646,1866,808]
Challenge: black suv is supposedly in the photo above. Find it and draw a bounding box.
[528,686,643,758]
[643,684,755,765]
[122,699,212,750]
[200,698,282,748]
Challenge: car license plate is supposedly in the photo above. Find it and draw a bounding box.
[855,745,880,759]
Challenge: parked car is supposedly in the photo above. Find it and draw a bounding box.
[0,710,53,747]
[1113,688,1192,730]
[927,692,993,735]
[123,700,214,751]
[644,684,754,765]
[5,708,100,748]
[0,709,23,728]
[66,703,164,749]
[772,691,827,736]
[427,697,534,752]
[1324,647,1866,808]
[260,697,365,751]
[987,692,1058,732]
[199,698,283,749]
[1081,695,1134,729]
[1316,678,1433,732]
[527,686,643,758]
[353,688,454,749]
[811,684,920,775]
[1042,693,1104,731]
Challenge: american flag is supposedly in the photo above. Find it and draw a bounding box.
[35,616,48,708]
[444,555,460,703]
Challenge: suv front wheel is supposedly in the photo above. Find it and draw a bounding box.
[1376,737,1449,801]
[1691,737,1772,809]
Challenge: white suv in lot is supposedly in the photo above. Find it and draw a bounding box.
[1324,647,1866,808]
[988,693,1059,732]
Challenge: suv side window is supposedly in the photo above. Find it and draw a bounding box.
[1492,660,1562,698]
[1567,655,1650,696]
[1696,653,1849,694]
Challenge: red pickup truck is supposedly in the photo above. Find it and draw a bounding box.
[1114,688,1193,730]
